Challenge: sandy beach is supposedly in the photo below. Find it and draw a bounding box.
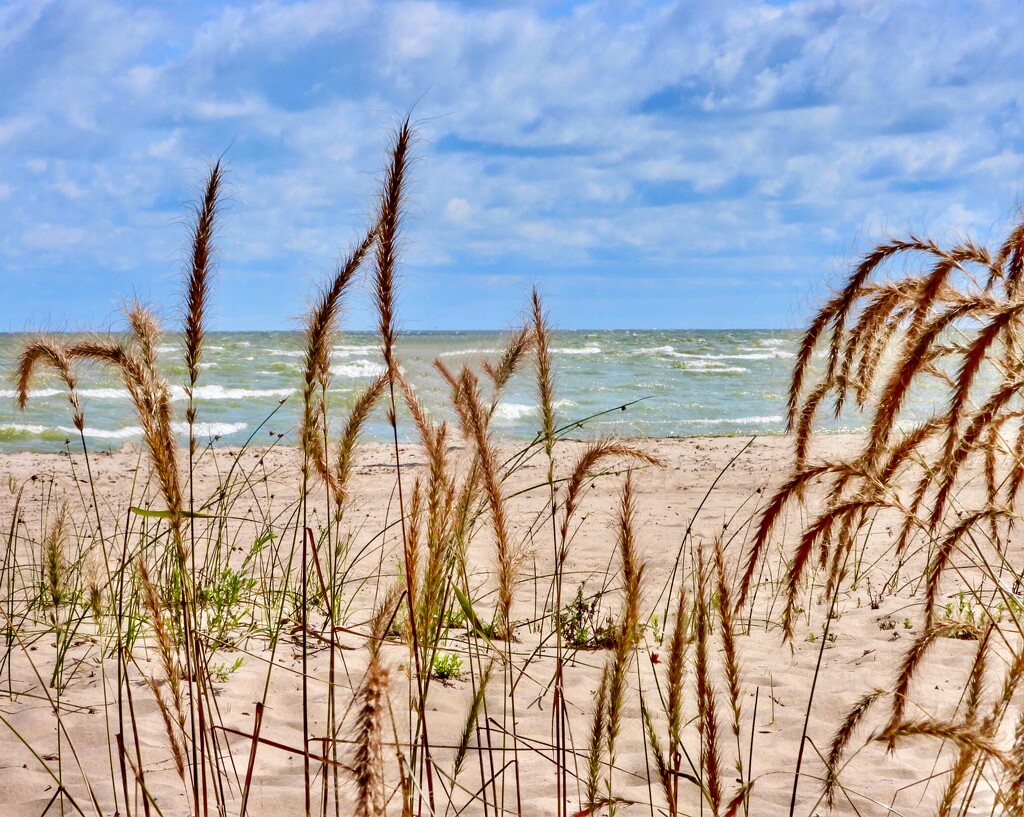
[0,433,1002,816]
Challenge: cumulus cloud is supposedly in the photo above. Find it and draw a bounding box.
[1,0,1022,330]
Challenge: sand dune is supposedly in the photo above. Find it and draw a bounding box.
[0,434,1008,816]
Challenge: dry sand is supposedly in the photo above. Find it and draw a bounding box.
[0,435,1005,816]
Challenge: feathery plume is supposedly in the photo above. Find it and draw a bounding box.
[182,160,223,388]
[300,228,378,488]
[823,688,885,809]
[695,550,722,816]
[531,289,557,455]
[334,372,388,510]
[15,339,83,429]
[375,118,413,381]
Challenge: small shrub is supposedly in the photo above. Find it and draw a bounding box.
[432,652,463,681]
[199,568,257,645]
[557,585,616,650]
[942,591,981,640]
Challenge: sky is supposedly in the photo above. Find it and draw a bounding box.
[1,0,1023,332]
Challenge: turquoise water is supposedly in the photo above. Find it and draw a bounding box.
[0,329,871,453]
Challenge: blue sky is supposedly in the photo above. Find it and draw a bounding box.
[2,0,1022,331]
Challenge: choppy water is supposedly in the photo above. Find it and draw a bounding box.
[0,329,892,454]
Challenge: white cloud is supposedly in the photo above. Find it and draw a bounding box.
[192,95,272,121]
[0,115,36,147]
[192,0,374,58]
[146,132,181,159]
[0,0,55,50]
[444,197,473,223]
[22,223,87,250]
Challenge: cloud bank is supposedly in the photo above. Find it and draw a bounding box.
[2,0,1022,330]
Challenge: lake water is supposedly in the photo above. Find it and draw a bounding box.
[0,329,908,453]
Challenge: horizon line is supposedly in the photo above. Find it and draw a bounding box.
[0,326,800,336]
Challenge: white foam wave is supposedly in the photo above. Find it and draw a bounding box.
[437,345,602,359]
[736,348,796,359]
[689,415,784,426]
[0,387,129,400]
[13,385,293,401]
[155,345,179,355]
[80,388,129,399]
[0,388,57,399]
[264,349,305,358]
[492,403,534,422]
[332,344,381,357]
[680,352,793,361]
[491,398,574,423]
[678,361,749,374]
[1,422,143,441]
[79,426,144,439]
[331,360,386,379]
[171,421,248,437]
[634,346,792,361]
[438,348,501,357]
[0,423,53,435]
[169,385,296,400]
[3,420,251,440]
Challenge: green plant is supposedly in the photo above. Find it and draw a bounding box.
[646,612,664,644]
[432,651,463,681]
[209,656,244,683]
[942,591,981,639]
[198,567,257,646]
[557,585,616,650]
[442,608,466,630]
